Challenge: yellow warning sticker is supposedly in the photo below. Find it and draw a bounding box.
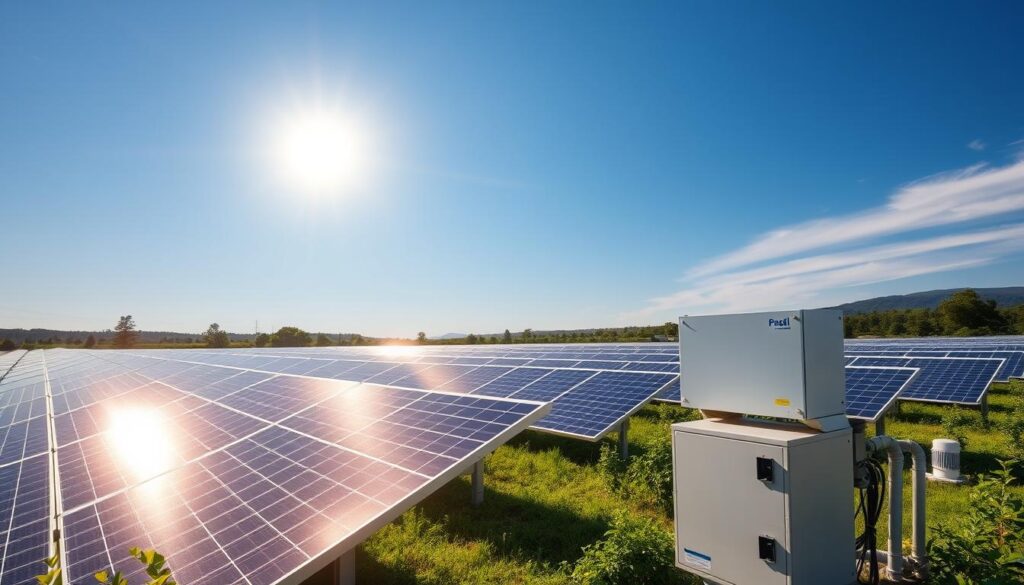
[774,398,791,407]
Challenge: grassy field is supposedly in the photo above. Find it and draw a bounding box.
[301,380,1024,585]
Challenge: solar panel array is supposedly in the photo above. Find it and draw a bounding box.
[0,349,552,585]
[126,345,681,441]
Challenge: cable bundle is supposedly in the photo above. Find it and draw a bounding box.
[855,458,886,585]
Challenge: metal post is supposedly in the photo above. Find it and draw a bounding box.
[619,419,629,460]
[874,418,886,437]
[980,394,989,422]
[471,459,484,506]
[332,548,355,585]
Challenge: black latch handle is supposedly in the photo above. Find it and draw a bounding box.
[756,457,774,482]
[758,535,777,563]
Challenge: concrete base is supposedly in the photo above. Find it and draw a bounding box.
[926,472,969,485]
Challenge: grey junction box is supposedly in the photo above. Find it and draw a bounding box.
[678,309,845,421]
[672,418,855,585]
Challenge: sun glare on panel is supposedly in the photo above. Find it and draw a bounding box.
[272,105,370,196]
[106,407,177,482]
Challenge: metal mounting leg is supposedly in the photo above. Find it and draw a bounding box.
[471,459,484,506]
[874,418,886,437]
[619,419,629,460]
[332,548,355,585]
[980,394,989,422]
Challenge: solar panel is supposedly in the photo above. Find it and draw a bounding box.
[847,356,1002,405]
[37,349,551,585]
[844,366,919,421]
[532,372,677,439]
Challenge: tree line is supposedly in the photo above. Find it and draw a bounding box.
[844,289,1024,338]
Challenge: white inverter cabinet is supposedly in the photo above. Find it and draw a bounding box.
[672,418,855,585]
[678,309,845,421]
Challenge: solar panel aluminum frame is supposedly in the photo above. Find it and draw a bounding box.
[260,397,552,585]
[844,365,920,423]
[847,355,1004,406]
[531,374,680,442]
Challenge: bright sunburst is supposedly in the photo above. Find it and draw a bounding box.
[272,105,368,195]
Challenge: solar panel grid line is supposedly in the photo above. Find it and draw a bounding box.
[42,351,67,576]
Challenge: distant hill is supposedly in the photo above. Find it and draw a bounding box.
[429,333,468,340]
[830,287,1024,314]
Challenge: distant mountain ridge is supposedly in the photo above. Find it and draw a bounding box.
[830,287,1024,314]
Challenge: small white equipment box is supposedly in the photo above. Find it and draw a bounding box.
[679,309,845,421]
[672,418,855,585]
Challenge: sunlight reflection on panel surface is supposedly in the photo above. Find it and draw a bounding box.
[104,406,179,483]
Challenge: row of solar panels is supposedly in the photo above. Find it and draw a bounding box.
[0,349,555,585]
[169,345,929,425]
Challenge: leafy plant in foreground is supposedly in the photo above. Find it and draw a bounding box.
[567,511,680,585]
[37,547,176,585]
[927,460,1024,584]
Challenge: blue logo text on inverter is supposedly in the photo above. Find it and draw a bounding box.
[768,317,791,330]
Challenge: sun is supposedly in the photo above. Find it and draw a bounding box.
[273,106,367,194]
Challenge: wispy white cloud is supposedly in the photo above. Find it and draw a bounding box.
[626,159,1024,320]
[968,139,986,151]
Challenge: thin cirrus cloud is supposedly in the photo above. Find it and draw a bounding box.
[626,159,1024,320]
[967,139,986,151]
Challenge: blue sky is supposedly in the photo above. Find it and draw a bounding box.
[2,2,1024,337]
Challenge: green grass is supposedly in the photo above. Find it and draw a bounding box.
[305,383,1024,584]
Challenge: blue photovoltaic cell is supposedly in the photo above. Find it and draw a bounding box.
[533,372,676,438]
[845,367,918,421]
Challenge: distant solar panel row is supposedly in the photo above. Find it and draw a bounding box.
[0,349,552,585]
[128,348,678,440]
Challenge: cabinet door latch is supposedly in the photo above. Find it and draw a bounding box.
[758,535,777,563]
[756,456,774,482]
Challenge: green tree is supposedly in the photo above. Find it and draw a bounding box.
[502,329,512,343]
[315,332,332,346]
[937,289,1011,335]
[113,315,139,349]
[203,323,230,348]
[466,333,478,344]
[254,333,270,348]
[270,326,311,347]
[417,331,427,344]
[84,334,97,348]
[0,339,15,352]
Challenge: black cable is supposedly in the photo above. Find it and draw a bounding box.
[855,458,886,585]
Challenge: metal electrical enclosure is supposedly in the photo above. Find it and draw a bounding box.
[672,419,855,585]
[678,309,845,420]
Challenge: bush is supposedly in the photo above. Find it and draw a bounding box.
[927,461,1024,584]
[568,512,681,585]
[941,406,979,448]
[1001,382,1024,459]
[598,441,675,514]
